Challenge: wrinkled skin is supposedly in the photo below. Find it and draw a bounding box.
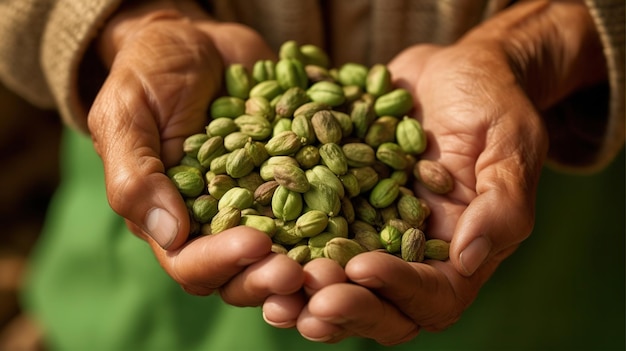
[85,0,604,346]
[88,2,304,304]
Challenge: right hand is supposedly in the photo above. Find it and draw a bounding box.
[87,0,304,303]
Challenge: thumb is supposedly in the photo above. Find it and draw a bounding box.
[87,71,207,250]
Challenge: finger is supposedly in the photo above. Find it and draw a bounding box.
[302,258,347,297]
[345,252,465,331]
[218,252,304,307]
[141,225,273,295]
[88,51,220,250]
[262,292,307,329]
[450,103,548,276]
[301,283,420,345]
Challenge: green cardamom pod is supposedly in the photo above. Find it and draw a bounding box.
[424,239,450,260]
[374,88,413,117]
[240,214,277,237]
[307,81,346,107]
[401,228,426,262]
[365,64,392,97]
[183,133,209,158]
[245,96,275,121]
[319,143,348,175]
[379,224,402,253]
[295,209,329,238]
[303,183,341,217]
[271,243,289,255]
[265,131,303,156]
[276,58,308,90]
[287,245,311,264]
[259,156,299,181]
[350,100,376,139]
[325,216,349,238]
[396,116,427,155]
[348,166,379,193]
[272,118,292,137]
[351,196,381,226]
[252,60,276,83]
[331,111,354,138]
[244,140,269,167]
[218,187,254,210]
[311,110,343,144]
[225,63,252,99]
[223,131,250,152]
[305,65,334,84]
[323,237,367,268]
[210,96,245,119]
[342,142,376,168]
[339,196,356,224]
[376,142,408,170]
[275,86,310,119]
[351,220,383,251]
[207,174,237,200]
[413,159,454,194]
[234,114,272,141]
[365,115,399,148]
[293,101,330,119]
[272,163,310,193]
[397,194,429,228]
[305,165,345,199]
[272,219,301,246]
[249,80,283,101]
[197,136,227,169]
[338,173,361,199]
[225,148,255,179]
[278,40,305,62]
[253,180,280,206]
[300,44,330,68]
[208,206,241,235]
[295,145,320,170]
[191,194,219,223]
[291,114,317,145]
[271,185,304,221]
[337,63,368,88]
[369,178,400,208]
[168,166,205,198]
[206,118,239,138]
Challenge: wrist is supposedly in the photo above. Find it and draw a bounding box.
[461,0,607,110]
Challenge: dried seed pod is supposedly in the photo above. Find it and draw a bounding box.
[271,185,304,221]
[218,187,254,210]
[319,143,348,175]
[273,163,310,193]
[369,178,400,209]
[241,214,277,237]
[253,180,280,206]
[401,228,426,262]
[413,159,454,194]
[295,210,329,238]
[396,116,427,155]
[307,81,346,107]
[424,239,450,260]
[374,88,413,117]
[324,237,367,267]
[209,206,241,235]
[210,96,245,119]
[225,63,252,99]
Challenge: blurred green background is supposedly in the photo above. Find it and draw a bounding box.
[411,148,625,350]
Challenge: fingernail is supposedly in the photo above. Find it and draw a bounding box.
[262,312,296,328]
[459,236,490,276]
[145,207,178,249]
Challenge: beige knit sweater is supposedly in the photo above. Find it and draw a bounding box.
[0,0,623,172]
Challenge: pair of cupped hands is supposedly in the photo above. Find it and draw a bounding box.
[85,0,571,345]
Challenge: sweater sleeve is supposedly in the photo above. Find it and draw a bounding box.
[0,0,122,132]
[544,0,624,173]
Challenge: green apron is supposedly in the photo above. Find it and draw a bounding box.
[23,128,625,351]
